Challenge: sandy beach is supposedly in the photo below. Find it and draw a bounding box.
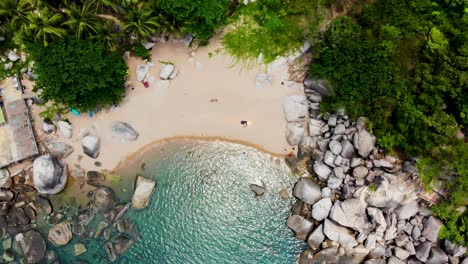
[29,39,304,172]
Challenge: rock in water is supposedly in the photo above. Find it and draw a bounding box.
[159,64,174,80]
[49,142,74,158]
[15,230,46,264]
[93,187,118,214]
[249,183,266,196]
[32,154,68,194]
[74,244,87,256]
[293,178,322,205]
[112,122,139,141]
[286,215,314,241]
[82,135,101,159]
[132,176,156,209]
[286,122,305,145]
[48,222,72,246]
[57,121,73,139]
[283,95,308,122]
[136,64,149,81]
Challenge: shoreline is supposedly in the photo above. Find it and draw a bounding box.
[112,135,292,172]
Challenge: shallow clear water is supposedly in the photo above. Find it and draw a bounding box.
[53,139,305,263]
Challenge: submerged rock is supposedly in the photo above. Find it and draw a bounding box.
[286,214,314,241]
[74,243,87,256]
[132,176,156,209]
[93,187,118,214]
[112,122,139,141]
[48,222,72,246]
[32,154,68,194]
[15,230,46,264]
[249,183,266,196]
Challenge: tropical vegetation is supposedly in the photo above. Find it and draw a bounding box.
[309,0,468,245]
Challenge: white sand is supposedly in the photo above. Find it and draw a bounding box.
[30,39,304,172]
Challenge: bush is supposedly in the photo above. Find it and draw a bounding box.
[28,37,128,112]
[222,0,328,64]
[154,0,230,41]
[134,42,151,60]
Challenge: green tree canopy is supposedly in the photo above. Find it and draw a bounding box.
[28,37,128,112]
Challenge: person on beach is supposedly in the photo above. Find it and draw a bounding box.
[241,120,248,127]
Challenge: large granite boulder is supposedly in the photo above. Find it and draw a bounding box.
[311,197,332,221]
[283,96,308,122]
[422,216,443,242]
[427,247,448,264]
[329,199,369,232]
[286,214,314,241]
[303,77,329,96]
[132,176,156,209]
[353,129,375,158]
[323,218,358,248]
[293,178,322,205]
[15,230,46,264]
[395,200,419,220]
[32,154,67,194]
[286,122,305,145]
[57,121,73,139]
[309,119,323,136]
[7,51,19,62]
[341,139,355,159]
[112,122,139,141]
[307,224,325,250]
[313,162,332,181]
[48,222,72,246]
[93,187,118,214]
[82,135,101,159]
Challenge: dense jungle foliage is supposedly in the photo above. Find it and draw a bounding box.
[310,0,468,245]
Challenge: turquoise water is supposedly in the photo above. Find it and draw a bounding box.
[52,139,305,263]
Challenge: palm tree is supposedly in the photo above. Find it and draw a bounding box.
[0,0,33,30]
[122,5,159,42]
[63,2,102,38]
[23,8,67,46]
[157,14,187,39]
[91,20,122,51]
[90,0,118,13]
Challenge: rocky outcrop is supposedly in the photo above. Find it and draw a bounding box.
[32,154,67,194]
[82,135,101,159]
[132,176,156,209]
[283,96,308,122]
[284,85,467,263]
[48,222,72,246]
[112,122,139,141]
